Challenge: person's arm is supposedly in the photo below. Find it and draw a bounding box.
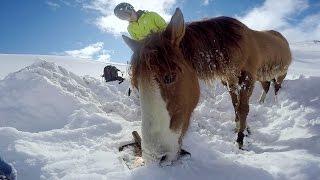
[127,25,140,40]
[150,12,167,30]
[128,28,139,40]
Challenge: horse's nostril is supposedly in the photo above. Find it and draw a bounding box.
[160,155,167,162]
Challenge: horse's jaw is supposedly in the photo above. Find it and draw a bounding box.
[139,80,181,164]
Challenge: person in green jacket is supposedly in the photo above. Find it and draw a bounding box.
[114,3,167,41]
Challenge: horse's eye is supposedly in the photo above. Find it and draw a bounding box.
[154,77,160,83]
[163,74,176,84]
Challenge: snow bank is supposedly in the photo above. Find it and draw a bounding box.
[0,54,128,80]
[0,61,139,179]
[0,57,319,179]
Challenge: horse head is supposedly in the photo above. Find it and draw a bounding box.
[123,8,200,164]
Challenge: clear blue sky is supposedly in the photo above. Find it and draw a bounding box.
[0,0,319,63]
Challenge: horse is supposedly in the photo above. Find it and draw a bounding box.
[122,8,292,164]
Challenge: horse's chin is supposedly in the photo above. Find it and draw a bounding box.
[141,151,163,164]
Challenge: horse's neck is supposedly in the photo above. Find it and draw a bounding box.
[180,36,224,79]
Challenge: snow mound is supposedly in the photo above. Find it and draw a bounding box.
[0,54,128,80]
[0,61,140,179]
[0,61,319,180]
[1,61,97,132]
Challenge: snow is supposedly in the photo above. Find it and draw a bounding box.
[0,41,320,180]
[0,54,128,80]
[289,41,320,78]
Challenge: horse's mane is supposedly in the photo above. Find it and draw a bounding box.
[130,16,245,87]
[181,17,244,79]
[130,32,180,87]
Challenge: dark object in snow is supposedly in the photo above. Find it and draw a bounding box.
[180,149,191,157]
[119,131,142,157]
[132,131,141,147]
[102,65,124,84]
[128,88,132,96]
[0,158,17,180]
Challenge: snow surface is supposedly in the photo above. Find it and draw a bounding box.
[0,54,128,80]
[0,41,320,180]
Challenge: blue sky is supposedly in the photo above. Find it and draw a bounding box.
[0,0,319,63]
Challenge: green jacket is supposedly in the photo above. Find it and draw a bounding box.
[128,11,167,41]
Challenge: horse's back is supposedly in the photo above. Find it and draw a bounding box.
[249,29,292,81]
[251,30,290,59]
[266,30,287,40]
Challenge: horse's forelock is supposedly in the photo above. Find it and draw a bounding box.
[130,32,183,87]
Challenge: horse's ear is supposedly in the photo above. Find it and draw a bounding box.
[165,8,185,47]
[122,35,141,52]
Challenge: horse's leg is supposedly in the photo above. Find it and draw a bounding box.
[236,71,255,149]
[274,73,287,96]
[222,80,240,132]
[226,86,240,132]
[259,81,271,104]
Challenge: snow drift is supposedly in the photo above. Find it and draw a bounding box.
[0,54,128,80]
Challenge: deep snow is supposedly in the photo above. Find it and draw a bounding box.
[0,54,128,80]
[0,41,319,180]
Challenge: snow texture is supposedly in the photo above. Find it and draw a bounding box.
[0,54,128,80]
[0,41,320,180]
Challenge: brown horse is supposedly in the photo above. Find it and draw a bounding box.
[123,8,291,164]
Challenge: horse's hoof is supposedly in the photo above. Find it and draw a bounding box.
[236,132,245,149]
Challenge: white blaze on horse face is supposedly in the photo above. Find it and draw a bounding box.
[139,79,181,164]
